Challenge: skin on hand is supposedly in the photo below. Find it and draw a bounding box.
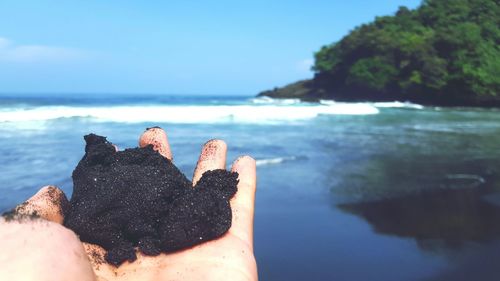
[0,128,258,281]
[0,218,96,281]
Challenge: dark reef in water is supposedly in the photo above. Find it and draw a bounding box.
[338,187,500,251]
[64,134,238,266]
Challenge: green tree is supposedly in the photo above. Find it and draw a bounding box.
[310,0,500,105]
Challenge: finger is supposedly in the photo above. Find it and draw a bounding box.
[0,219,96,281]
[228,156,257,249]
[14,186,69,224]
[139,127,173,161]
[192,139,227,185]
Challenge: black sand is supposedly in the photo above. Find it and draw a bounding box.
[64,134,238,266]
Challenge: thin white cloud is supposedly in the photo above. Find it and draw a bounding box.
[0,37,10,48]
[0,37,87,63]
[297,58,314,73]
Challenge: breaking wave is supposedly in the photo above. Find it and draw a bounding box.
[320,99,424,109]
[0,103,379,124]
[250,96,302,105]
[255,156,301,166]
[372,101,424,109]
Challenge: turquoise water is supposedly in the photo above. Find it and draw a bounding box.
[1,94,500,280]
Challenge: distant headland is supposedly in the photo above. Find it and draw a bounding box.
[258,0,500,107]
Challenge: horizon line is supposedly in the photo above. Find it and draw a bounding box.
[0,92,255,97]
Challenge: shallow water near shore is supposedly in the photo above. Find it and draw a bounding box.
[1,94,500,281]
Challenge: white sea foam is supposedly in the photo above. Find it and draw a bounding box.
[0,103,379,124]
[250,96,301,105]
[319,100,336,106]
[256,156,297,166]
[321,99,424,109]
[373,101,424,109]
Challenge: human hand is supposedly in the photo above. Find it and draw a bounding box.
[0,128,258,281]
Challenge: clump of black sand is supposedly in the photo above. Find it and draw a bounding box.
[64,133,238,266]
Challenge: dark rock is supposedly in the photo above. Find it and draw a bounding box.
[258,78,500,108]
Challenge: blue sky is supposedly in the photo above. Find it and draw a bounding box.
[0,0,421,96]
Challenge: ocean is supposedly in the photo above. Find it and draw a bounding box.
[1,94,500,281]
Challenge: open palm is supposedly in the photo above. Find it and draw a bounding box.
[0,128,258,281]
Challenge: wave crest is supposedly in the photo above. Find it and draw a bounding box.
[249,96,302,105]
[256,156,303,166]
[0,103,379,124]
[373,101,424,109]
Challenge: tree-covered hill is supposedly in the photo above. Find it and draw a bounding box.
[259,0,500,106]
